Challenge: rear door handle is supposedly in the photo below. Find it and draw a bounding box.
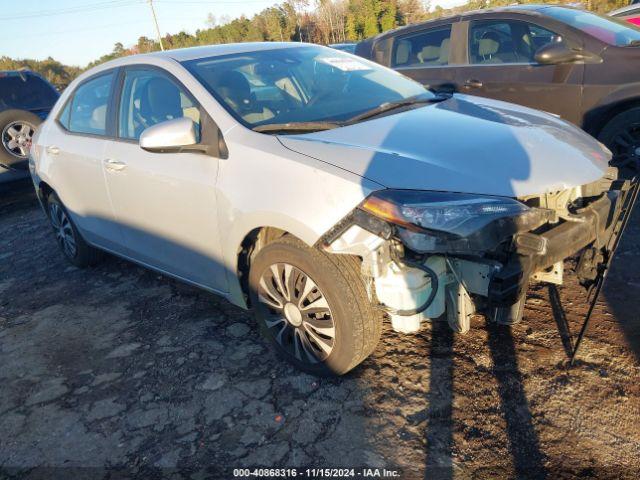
[46,146,60,155]
[463,79,483,89]
[104,158,127,172]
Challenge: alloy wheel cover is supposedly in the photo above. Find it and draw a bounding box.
[257,262,336,364]
[49,203,77,258]
[2,121,36,158]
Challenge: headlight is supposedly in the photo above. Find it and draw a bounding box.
[360,190,530,237]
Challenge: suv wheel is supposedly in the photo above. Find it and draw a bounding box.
[46,192,103,268]
[249,236,382,376]
[598,107,640,173]
[0,109,41,169]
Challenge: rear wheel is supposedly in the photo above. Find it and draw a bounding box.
[46,192,102,268]
[598,107,640,174]
[248,236,382,376]
[0,109,41,170]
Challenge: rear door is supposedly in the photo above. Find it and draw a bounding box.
[44,70,124,251]
[456,17,584,124]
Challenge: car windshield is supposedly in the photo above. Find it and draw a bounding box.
[544,6,640,46]
[0,73,59,110]
[182,45,431,129]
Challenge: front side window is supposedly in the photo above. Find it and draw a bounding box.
[118,69,200,141]
[182,45,430,128]
[67,72,114,136]
[392,26,452,67]
[544,6,640,46]
[469,20,562,64]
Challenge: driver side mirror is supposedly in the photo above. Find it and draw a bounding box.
[534,43,602,65]
[139,114,228,159]
[139,117,198,153]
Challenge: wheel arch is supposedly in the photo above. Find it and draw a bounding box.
[233,225,309,310]
[584,96,640,139]
[35,179,54,213]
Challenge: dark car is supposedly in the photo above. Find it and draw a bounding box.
[0,70,59,182]
[356,5,640,171]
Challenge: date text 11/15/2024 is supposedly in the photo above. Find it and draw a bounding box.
[232,468,402,478]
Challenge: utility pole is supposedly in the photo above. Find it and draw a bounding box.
[148,0,164,51]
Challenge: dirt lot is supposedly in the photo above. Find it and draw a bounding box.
[1,180,639,480]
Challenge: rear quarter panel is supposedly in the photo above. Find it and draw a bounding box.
[581,46,640,133]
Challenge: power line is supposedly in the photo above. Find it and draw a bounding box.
[0,0,144,21]
[0,20,151,41]
[155,0,277,4]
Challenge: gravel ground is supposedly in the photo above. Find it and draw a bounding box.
[1,180,639,480]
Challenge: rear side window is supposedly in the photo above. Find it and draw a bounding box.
[66,72,114,136]
[392,26,452,68]
[0,74,58,110]
[469,20,562,65]
[372,38,392,66]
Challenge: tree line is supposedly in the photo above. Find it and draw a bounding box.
[1,0,630,88]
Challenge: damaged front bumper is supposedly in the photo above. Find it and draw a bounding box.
[489,189,623,306]
[321,172,630,334]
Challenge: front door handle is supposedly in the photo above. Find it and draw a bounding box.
[46,145,60,155]
[463,79,483,89]
[104,158,127,172]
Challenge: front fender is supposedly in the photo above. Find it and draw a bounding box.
[216,129,383,308]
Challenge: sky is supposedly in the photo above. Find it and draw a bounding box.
[0,0,468,67]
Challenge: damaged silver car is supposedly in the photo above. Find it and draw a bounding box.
[30,43,634,375]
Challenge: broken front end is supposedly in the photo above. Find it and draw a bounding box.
[322,168,632,334]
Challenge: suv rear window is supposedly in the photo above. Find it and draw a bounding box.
[392,26,452,67]
[544,6,640,46]
[0,73,58,110]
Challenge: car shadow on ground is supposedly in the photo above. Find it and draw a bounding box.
[421,319,547,480]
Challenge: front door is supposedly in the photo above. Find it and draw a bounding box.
[103,67,227,293]
[457,19,584,124]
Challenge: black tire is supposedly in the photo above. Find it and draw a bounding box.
[0,109,42,170]
[46,192,103,268]
[597,107,640,173]
[248,236,382,376]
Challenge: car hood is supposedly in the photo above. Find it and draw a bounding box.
[278,94,610,197]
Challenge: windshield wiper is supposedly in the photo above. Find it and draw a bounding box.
[345,93,446,124]
[628,40,640,47]
[252,93,447,133]
[252,121,342,134]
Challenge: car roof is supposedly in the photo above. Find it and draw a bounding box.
[110,41,311,65]
[0,70,38,76]
[367,4,576,40]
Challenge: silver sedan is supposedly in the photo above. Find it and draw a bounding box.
[30,42,624,375]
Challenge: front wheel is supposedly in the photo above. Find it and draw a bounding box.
[248,236,382,376]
